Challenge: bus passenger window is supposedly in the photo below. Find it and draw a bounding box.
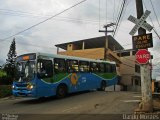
[105,64,111,73]
[79,61,89,72]
[99,63,105,73]
[67,60,78,73]
[111,64,116,73]
[90,62,99,72]
[37,59,53,78]
[54,58,66,74]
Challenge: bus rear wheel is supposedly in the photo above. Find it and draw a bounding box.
[56,84,68,98]
[98,81,106,91]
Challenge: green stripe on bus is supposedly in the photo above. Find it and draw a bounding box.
[42,73,70,83]
[95,73,116,79]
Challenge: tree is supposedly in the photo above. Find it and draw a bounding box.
[0,70,7,78]
[4,38,17,82]
[6,38,17,66]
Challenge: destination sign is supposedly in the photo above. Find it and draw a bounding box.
[16,53,36,62]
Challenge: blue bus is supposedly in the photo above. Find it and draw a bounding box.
[12,52,118,98]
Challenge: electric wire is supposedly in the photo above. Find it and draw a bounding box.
[113,0,129,37]
[0,0,153,70]
[98,0,101,30]
[113,0,126,37]
[113,0,115,23]
[0,0,87,42]
[143,3,160,40]
[106,0,108,24]
[149,0,160,28]
[0,9,101,25]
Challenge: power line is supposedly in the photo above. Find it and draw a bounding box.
[113,0,126,37]
[143,2,160,40]
[0,8,44,16]
[0,9,101,25]
[106,0,108,24]
[113,0,129,37]
[114,0,123,23]
[149,0,160,28]
[153,28,160,40]
[0,39,57,50]
[0,0,87,42]
[113,0,115,23]
[98,0,101,30]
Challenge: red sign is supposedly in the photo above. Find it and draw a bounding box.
[136,49,150,64]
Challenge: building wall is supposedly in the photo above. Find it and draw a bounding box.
[67,44,82,51]
[119,53,141,91]
[120,55,135,75]
[58,48,105,60]
[67,44,72,51]
[121,75,133,85]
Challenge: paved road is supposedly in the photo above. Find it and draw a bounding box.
[0,91,141,120]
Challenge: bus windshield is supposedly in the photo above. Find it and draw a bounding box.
[16,60,35,82]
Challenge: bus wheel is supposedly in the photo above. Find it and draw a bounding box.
[56,84,68,98]
[98,81,106,91]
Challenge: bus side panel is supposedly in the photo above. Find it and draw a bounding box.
[34,74,118,98]
[92,73,118,87]
[106,76,118,86]
[56,73,99,93]
[68,73,101,92]
[75,73,98,91]
[66,73,87,93]
[36,79,57,98]
[85,73,101,89]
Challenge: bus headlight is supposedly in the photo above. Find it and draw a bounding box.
[12,85,15,89]
[27,84,34,90]
[30,85,34,89]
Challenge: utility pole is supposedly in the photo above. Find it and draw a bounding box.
[135,0,153,112]
[99,23,115,60]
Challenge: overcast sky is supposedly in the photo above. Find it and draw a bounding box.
[0,0,160,78]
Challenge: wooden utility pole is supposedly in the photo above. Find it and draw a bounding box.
[99,23,116,91]
[135,0,153,112]
[99,23,115,60]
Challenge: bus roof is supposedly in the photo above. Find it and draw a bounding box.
[36,52,116,65]
[17,52,116,65]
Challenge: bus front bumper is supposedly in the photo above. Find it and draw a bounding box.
[12,89,33,97]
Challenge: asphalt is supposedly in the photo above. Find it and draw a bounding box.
[0,91,142,120]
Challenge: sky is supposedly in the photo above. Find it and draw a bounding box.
[0,0,160,78]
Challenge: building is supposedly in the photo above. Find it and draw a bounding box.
[56,36,122,63]
[115,49,141,91]
[55,36,141,91]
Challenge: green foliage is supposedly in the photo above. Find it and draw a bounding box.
[0,70,12,85]
[0,85,12,98]
[6,38,17,66]
[3,38,17,84]
[0,75,13,85]
[0,70,7,78]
